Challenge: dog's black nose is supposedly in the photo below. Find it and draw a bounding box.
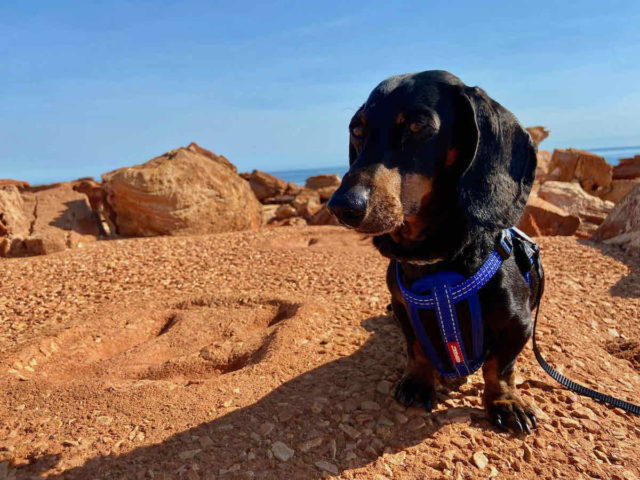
[327,186,368,228]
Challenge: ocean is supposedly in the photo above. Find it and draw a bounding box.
[267,145,640,185]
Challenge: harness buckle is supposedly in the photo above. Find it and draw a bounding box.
[496,230,513,260]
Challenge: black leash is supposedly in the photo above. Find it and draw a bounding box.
[531,298,640,415]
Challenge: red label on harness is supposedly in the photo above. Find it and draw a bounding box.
[447,342,463,364]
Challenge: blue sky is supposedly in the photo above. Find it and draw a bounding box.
[1,1,640,185]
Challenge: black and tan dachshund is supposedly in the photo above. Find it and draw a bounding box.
[328,70,542,434]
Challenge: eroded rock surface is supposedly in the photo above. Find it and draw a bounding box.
[101,143,261,236]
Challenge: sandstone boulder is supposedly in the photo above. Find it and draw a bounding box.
[517,191,580,237]
[612,155,640,180]
[0,179,30,190]
[548,148,612,196]
[1,183,100,257]
[285,182,303,196]
[526,126,549,146]
[101,144,261,237]
[249,170,287,201]
[593,184,640,255]
[261,204,279,225]
[599,179,640,204]
[538,181,614,238]
[308,204,340,226]
[316,185,339,202]
[535,150,551,182]
[305,174,341,190]
[291,189,322,217]
[275,203,297,220]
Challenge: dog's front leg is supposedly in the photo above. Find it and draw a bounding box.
[482,319,537,434]
[391,300,437,412]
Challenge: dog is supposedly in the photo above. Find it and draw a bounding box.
[328,70,542,434]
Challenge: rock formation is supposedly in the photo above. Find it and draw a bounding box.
[592,184,640,255]
[547,148,612,196]
[1,182,99,257]
[101,142,261,237]
[525,126,550,146]
[537,181,613,238]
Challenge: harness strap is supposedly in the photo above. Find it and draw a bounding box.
[396,230,512,378]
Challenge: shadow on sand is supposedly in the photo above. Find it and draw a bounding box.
[579,239,640,298]
[21,314,493,480]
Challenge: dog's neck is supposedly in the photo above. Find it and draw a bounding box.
[394,226,500,284]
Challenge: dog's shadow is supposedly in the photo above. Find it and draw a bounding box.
[23,314,490,480]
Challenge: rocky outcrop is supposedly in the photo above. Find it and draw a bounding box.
[526,126,549,146]
[547,148,612,196]
[535,150,552,182]
[249,170,287,201]
[612,155,640,180]
[1,183,100,257]
[599,178,640,204]
[517,191,580,237]
[305,174,341,190]
[592,184,640,255]
[0,179,30,190]
[245,171,340,227]
[101,143,261,237]
[537,181,613,238]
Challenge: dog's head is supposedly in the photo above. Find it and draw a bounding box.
[328,70,536,262]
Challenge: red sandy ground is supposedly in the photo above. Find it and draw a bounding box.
[1,226,639,480]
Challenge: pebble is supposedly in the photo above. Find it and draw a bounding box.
[472,451,489,470]
[271,441,294,462]
[339,423,361,440]
[315,460,339,475]
[523,444,533,463]
[377,380,392,394]
[361,400,381,411]
[394,412,408,424]
[258,422,274,437]
[298,436,323,452]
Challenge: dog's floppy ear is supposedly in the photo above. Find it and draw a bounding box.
[455,86,537,229]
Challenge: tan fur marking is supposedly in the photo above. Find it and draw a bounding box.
[445,148,458,167]
[358,165,403,234]
[396,112,405,125]
[482,356,518,407]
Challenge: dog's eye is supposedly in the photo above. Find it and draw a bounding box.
[351,125,364,138]
[408,122,423,133]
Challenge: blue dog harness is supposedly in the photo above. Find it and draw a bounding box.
[397,228,532,379]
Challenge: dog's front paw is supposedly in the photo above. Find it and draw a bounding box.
[487,395,537,435]
[394,375,435,412]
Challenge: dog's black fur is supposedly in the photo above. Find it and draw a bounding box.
[328,70,542,434]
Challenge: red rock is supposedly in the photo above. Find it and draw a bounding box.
[592,184,640,254]
[599,179,640,204]
[275,204,297,220]
[308,204,340,226]
[535,150,552,182]
[548,148,612,196]
[538,181,614,238]
[292,189,322,217]
[102,144,261,237]
[0,179,30,190]
[1,183,100,257]
[612,155,640,180]
[517,191,580,237]
[316,186,338,202]
[249,170,287,201]
[285,182,303,196]
[305,174,341,190]
[526,126,549,146]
